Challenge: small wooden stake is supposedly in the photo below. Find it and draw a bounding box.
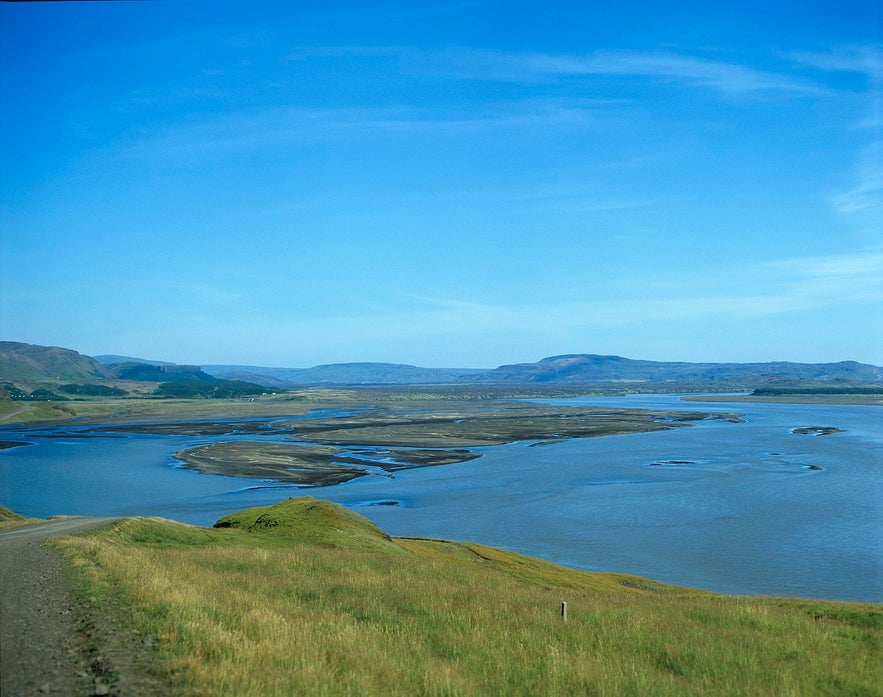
[561,601,567,622]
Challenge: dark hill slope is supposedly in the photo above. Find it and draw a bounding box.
[106,362,216,382]
[0,342,113,384]
[470,354,883,384]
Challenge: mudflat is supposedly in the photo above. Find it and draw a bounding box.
[175,441,481,486]
[172,402,738,486]
[280,402,740,447]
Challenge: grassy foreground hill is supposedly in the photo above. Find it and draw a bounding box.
[53,498,881,697]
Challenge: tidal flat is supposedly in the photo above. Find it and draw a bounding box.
[167,401,740,485]
[280,402,742,447]
[175,441,481,486]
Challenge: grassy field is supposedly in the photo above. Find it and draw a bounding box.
[0,394,320,425]
[54,498,882,697]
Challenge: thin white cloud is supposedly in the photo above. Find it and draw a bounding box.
[280,44,825,96]
[269,250,883,342]
[110,43,836,167]
[831,140,883,233]
[404,46,826,96]
[768,249,883,278]
[789,47,882,233]
[523,50,825,95]
[172,281,244,307]
[120,99,613,166]
[789,45,882,129]
[788,45,883,80]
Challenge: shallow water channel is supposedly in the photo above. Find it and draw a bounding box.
[1,394,880,601]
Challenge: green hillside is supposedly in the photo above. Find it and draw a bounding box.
[0,504,26,529]
[106,362,215,382]
[54,498,882,697]
[0,341,113,386]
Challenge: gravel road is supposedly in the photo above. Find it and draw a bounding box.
[0,517,164,697]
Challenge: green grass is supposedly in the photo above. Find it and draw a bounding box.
[0,503,30,529]
[0,394,318,424]
[55,498,883,696]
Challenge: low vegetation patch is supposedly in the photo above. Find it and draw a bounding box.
[55,497,882,697]
[58,383,129,397]
[154,378,269,399]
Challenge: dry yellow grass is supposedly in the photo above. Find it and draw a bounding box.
[56,499,883,697]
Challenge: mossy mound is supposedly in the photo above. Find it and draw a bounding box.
[214,497,397,552]
[102,517,218,546]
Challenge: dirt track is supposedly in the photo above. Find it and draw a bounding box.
[0,518,162,697]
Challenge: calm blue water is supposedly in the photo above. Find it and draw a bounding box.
[1,395,881,601]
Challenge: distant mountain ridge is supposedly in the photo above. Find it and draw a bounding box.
[202,363,485,386]
[1,342,881,389]
[469,354,883,385]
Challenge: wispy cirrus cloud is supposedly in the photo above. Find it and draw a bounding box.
[399,46,827,96]
[789,45,882,128]
[788,45,883,80]
[517,49,826,95]
[788,46,882,232]
[282,45,826,97]
[831,140,883,234]
[119,98,614,166]
[335,250,883,335]
[112,43,836,167]
[760,249,883,311]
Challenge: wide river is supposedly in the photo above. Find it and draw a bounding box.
[1,394,880,602]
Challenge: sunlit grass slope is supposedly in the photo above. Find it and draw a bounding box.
[0,503,27,529]
[56,498,882,697]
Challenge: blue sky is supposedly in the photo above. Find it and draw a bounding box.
[1,1,881,368]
